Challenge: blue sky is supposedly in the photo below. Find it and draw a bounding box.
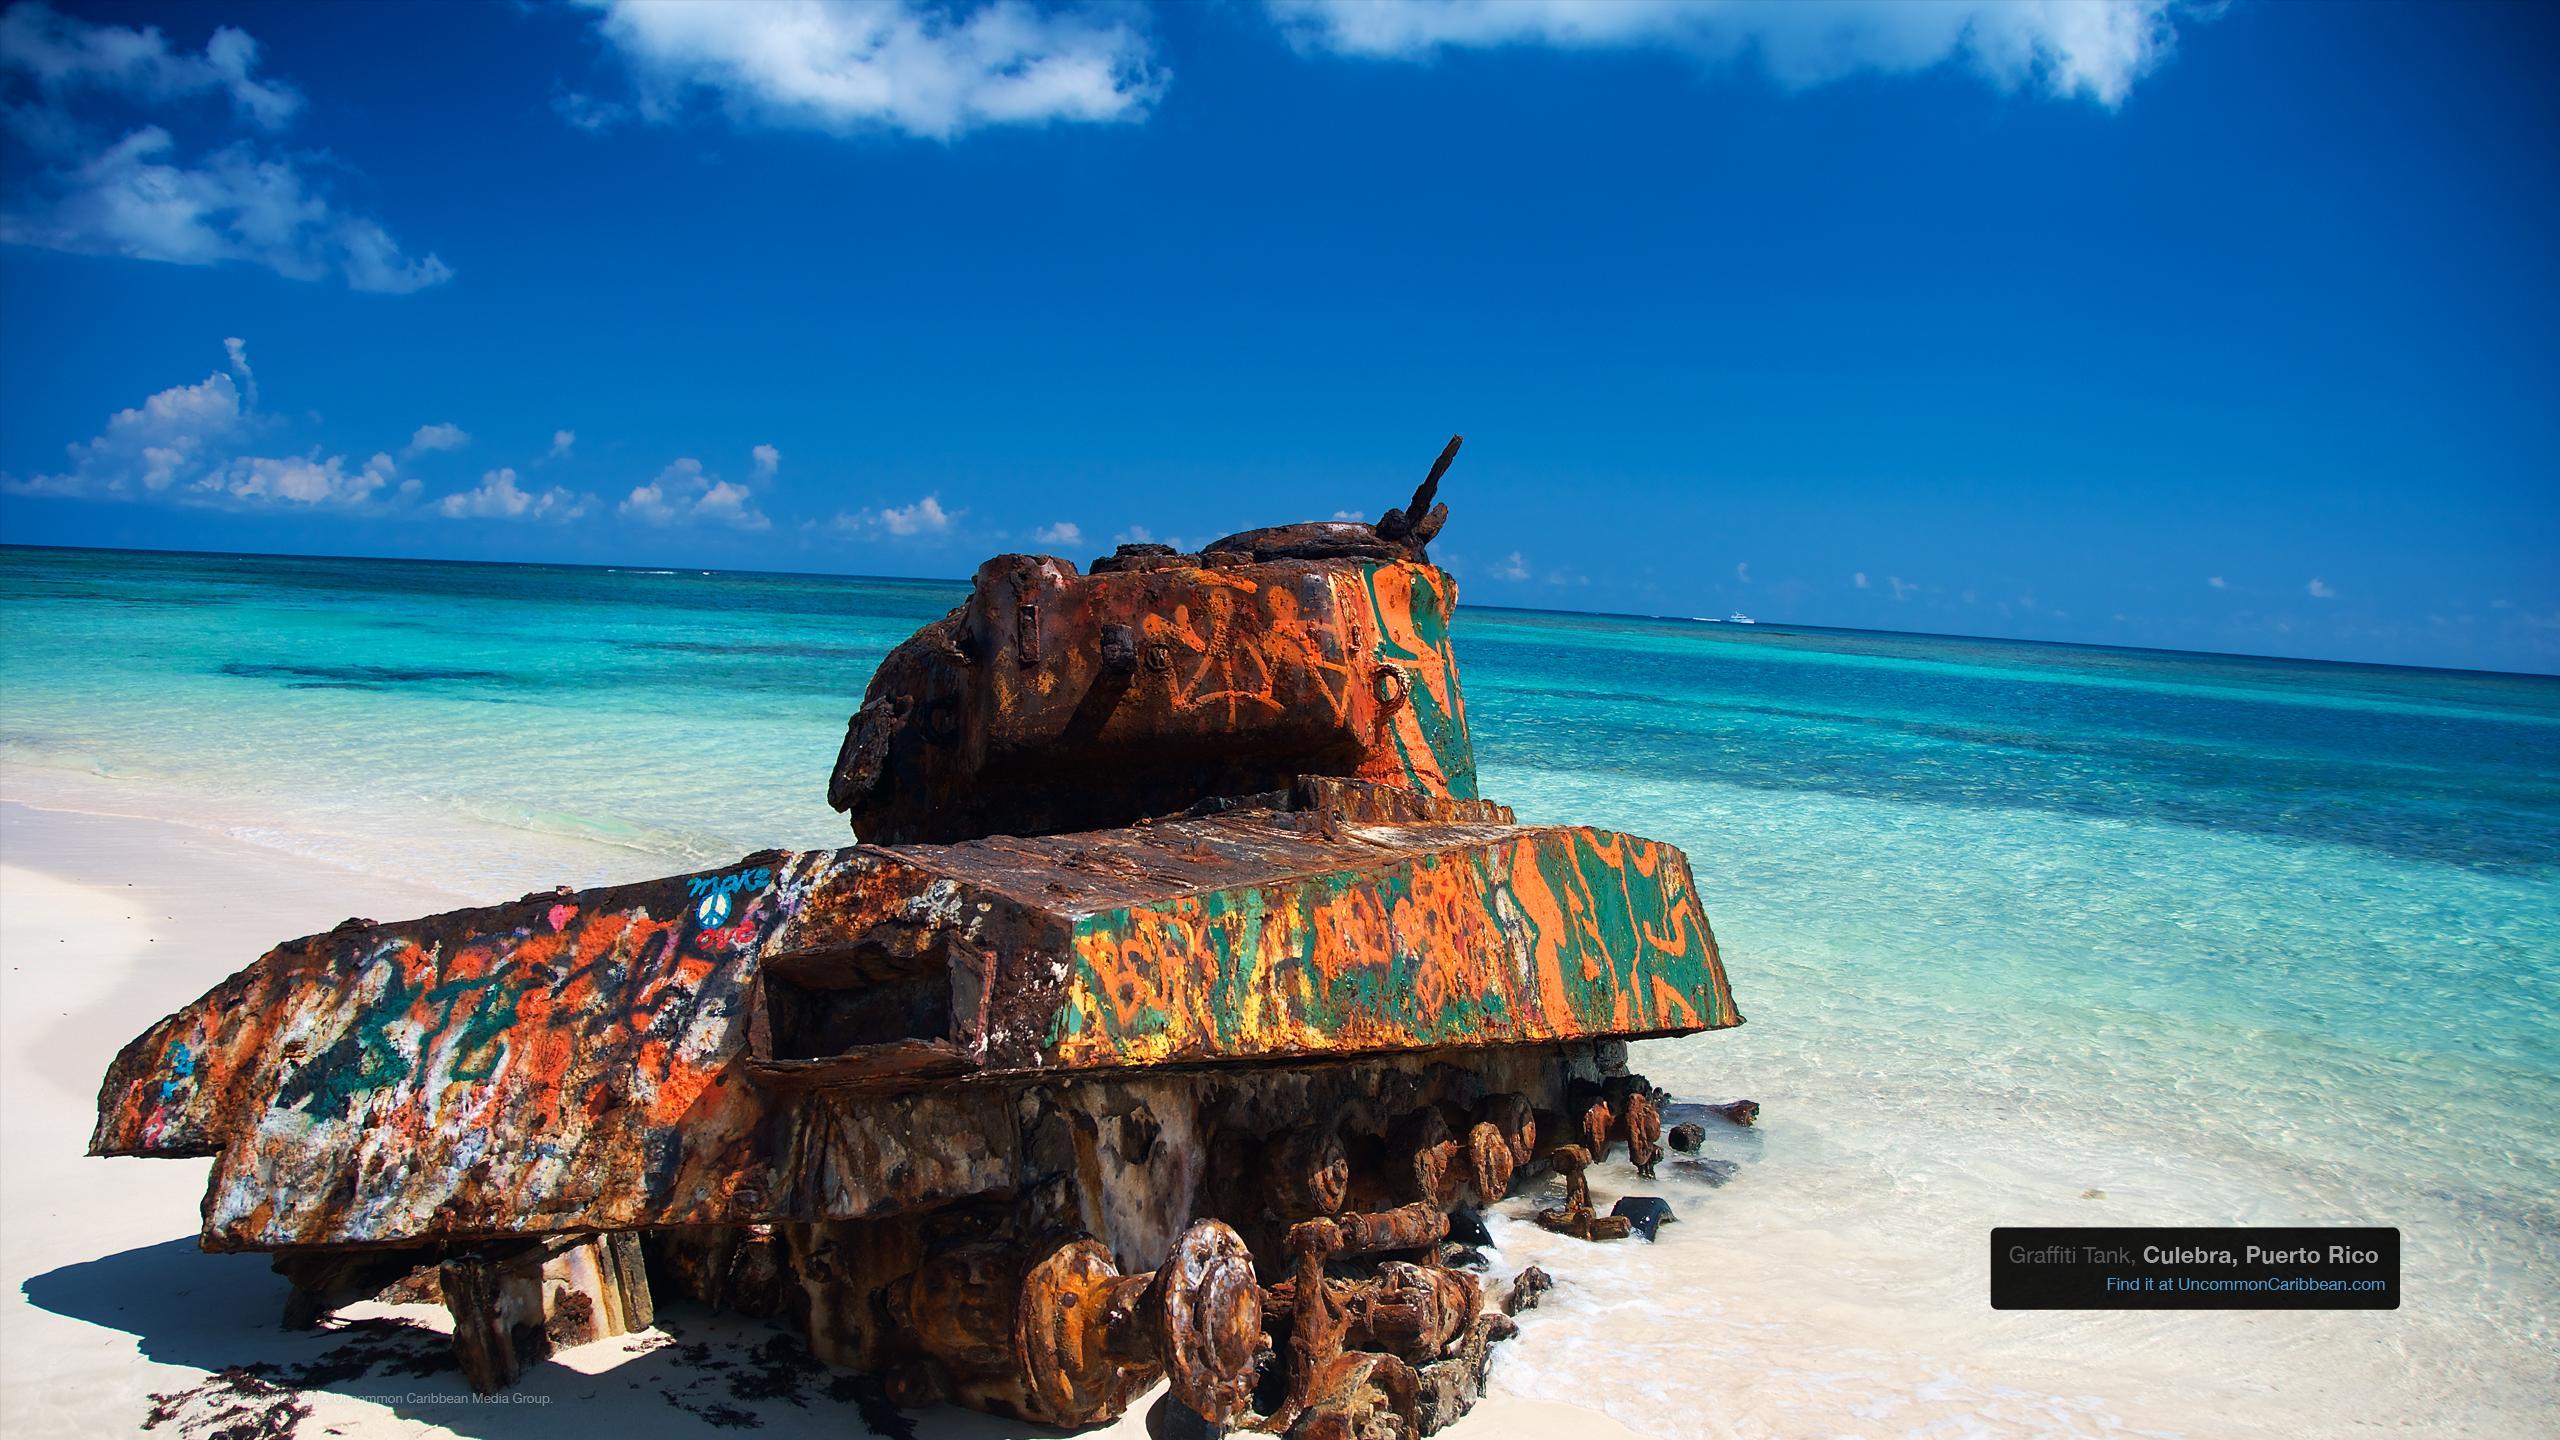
[2,1,2553,672]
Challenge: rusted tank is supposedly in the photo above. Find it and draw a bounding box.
[93,437,1744,1437]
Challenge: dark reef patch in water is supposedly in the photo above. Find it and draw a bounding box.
[219,661,516,688]
[616,638,886,661]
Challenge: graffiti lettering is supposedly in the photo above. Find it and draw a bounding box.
[694,922,760,952]
[685,867,772,900]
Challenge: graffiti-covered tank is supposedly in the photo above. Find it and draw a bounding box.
[92,438,1744,1437]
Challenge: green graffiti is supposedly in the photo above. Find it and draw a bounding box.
[1361,565,1480,800]
[273,946,427,1122]
[422,964,529,1083]
[1052,827,1728,1062]
[1057,919,1174,1047]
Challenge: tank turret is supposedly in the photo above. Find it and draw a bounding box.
[831,435,1474,844]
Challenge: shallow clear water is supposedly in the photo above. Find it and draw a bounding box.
[5,544,2554,1436]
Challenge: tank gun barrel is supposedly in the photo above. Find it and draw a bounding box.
[1376,433,1460,547]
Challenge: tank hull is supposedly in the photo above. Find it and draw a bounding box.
[94,785,1735,1253]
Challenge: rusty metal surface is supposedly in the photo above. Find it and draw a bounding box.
[833,438,1479,848]
[884,1220,1263,1426]
[441,1233,653,1393]
[1533,1145,1632,1242]
[1033,816,1732,1070]
[1582,1088,1665,1177]
[1147,1220,1266,1423]
[773,804,1738,1077]
[92,853,1018,1249]
[834,555,1481,844]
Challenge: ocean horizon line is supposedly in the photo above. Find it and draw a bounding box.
[8,539,2552,684]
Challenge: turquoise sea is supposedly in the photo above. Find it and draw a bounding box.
[3,543,2554,1436]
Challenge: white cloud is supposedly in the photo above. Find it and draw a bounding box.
[1492,551,1532,581]
[621,470,681,525]
[550,429,576,458]
[222,335,255,405]
[203,450,395,506]
[1032,520,1083,546]
[1734,560,1751,584]
[751,442,779,477]
[1267,0,2183,107]
[880,495,953,535]
[1889,575,1918,601]
[405,422,470,456]
[2208,575,2226,588]
[621,456,770,530]
[694,479,765,529]
[834,493,961,539]
[1853,570,1869,588]
[573,0,1164,142]
[0,339,250,497]
[551,87,627,134]
[1331,508,1366,521]
[0,7,447,291]
[880,495,954,535]
[2307,577,2337,599]
[0,339,430,512]
[0,3,301,130]
[437,466,584,521]
[332,215,447,293]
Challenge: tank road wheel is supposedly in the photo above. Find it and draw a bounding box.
[1016,1219,1265,1428]
[1017,1238,1146,1426]
[901,1244,1021,1374]
[1473,1094,1537,1172]
[1462,1121,1515,1202]
[1393,1109,1465,1209]
[1622,1090,1665,1178]
[1149,1219,1266,1424]
[1265,1125,1352,1217]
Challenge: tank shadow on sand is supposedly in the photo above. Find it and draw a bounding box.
[22,1237,1084,1440]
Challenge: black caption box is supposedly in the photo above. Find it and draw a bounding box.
[1991,1227,2399,1310]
